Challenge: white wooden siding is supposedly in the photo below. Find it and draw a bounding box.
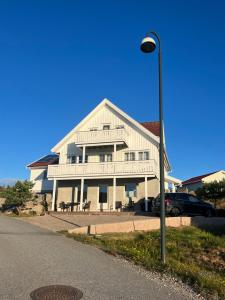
[58,104,159,166]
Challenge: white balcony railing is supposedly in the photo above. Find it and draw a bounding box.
[48,160,157,179]
[74,128,128,145]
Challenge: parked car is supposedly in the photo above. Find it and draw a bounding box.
[1,203,19,214]
[152,193,214,217]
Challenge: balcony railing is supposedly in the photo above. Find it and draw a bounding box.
[74,128,128,145]
[48,160,157,179]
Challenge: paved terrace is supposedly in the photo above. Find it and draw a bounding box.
[19,213,156,232]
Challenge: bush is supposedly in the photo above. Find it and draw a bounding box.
[196,179,225,208]
[0,180,34,207]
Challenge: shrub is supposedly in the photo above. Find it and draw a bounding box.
[196,179,225,208]
[1,180,34,207]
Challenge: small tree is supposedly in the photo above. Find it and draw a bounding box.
[196,179,225,208]
[1,180,34,207]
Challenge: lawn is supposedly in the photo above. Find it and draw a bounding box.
[65,226,225,299]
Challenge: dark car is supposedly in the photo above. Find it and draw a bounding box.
[152,193,214,217]
[1,203,19,214]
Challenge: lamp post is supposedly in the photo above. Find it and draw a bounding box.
[140,32,166,263]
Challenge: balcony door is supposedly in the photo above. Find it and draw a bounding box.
[98,185,108,211]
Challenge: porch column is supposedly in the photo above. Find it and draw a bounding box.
[114,144,117,161]
[144,176,148,212]
[51,179,57,211]
[113,177,116,211]
[82,146,86,163]
[80,178,84,211]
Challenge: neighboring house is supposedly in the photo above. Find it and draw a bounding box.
[181,170,225,193]
[27,155,59,193]
[27,98,180,211]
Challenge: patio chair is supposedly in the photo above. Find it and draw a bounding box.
[83,201,91,212]
[59,201,66,212]
[115,201,122,211]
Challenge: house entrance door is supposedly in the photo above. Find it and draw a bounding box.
[98,185,108,211]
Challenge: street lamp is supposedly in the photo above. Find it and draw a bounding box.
[140,32,166,263]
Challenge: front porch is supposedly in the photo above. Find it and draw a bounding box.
[51,177,159,212]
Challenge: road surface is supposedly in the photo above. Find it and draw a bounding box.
[0,216,196,300]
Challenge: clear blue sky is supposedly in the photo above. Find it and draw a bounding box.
[0,0,224,183]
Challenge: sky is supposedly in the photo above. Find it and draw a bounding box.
[0,0,225,184]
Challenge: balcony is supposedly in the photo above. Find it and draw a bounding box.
[48,160,157,179]
[74,128,128,145]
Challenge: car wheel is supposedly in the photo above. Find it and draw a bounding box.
[170,207,181,217]
[205,209,212,217]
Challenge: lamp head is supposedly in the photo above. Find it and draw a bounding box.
[140,36,156,53]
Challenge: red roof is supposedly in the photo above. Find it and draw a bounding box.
[28,154,59,168]
[182,171,217,185]
[140,121,160,137]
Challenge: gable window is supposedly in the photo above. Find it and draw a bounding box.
[116,125,124,129]
[138,151,149,161]
[125,152,135,161]
[90,127,98,131]
[103,125,110,130]
[125,183,137,197]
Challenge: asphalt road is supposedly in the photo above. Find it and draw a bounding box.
[0,216,195,300]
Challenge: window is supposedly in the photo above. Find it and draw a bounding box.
[43,170,47,180]
[189,195,200,203]
[103,125,110,130]
[125,152,135,161]
[67,155,76,164]
[99,154,105,162]
[116,125,124,129]
[99,185,108,203]
[99,153,112,162]
[125,183,137,197]
[90,127,98,131]
[106,154,112,162]
[138,151,149,160]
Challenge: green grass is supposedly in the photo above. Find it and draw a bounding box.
[64,226,225,299]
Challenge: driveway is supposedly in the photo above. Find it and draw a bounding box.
[0,216,197,300]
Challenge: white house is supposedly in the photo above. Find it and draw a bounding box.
[27,99,180,211]
[181,170,225,192]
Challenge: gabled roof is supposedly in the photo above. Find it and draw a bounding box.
[27,154,59,168]
[51,98,160,153]
[182,171,217,185]
[140,122,160,137]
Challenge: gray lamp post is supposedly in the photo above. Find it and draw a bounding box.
[140,32,166,263]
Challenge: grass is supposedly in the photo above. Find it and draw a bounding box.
[64,226,225,299]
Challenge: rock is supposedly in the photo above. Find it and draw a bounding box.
[32,204,45,216]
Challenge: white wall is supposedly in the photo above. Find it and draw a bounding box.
[30,167,53,193]
[58,104,159,168]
